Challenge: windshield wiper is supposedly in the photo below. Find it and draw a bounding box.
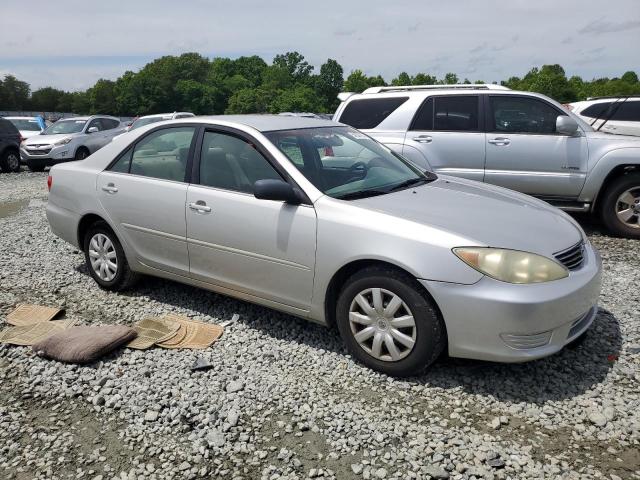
[334,189,390,200]
[388,177,429,192]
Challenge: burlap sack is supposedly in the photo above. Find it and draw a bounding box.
[32,325,137,364]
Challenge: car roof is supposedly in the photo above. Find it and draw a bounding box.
[200,114,341,132]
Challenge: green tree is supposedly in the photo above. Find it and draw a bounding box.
[0,75,30,110]
[272,51,313,83]
[269,85,322,113]
[413,73,437,85]
[30,87,66,111]
[442,73,459,85]
[225,88,271,114]
[344,70,370,93]
[315,59,343,111]
[175,80,218,114]
[391,72,412,86]
[88,79,117,114]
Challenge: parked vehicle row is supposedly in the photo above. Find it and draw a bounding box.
[333,84,640,238]
[4,116,47,139]
[46,115,602,376]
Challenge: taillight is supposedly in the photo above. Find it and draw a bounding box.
[47,175,52,191]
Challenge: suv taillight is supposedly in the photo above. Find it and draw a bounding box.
[47,175,52,191]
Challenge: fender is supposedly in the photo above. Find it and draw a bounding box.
[579,147,640,205]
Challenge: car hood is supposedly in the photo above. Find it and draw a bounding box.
[586,130,640,146]
[23,133,78,145]
[351,176,583,256]
[20,131,42,139]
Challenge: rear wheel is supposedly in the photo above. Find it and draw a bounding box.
[336,266,446,377]
[600,173,640,239]
[83,221,139,291]
[0,149,20,173]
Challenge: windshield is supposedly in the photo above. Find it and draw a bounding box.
[43,119,87,135]
[265,126,432,199]
[130,117,167,131]
[8,119,41,131]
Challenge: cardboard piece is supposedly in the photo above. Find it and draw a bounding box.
[5,304,63,326]
[157,314,223,350]
[126,317,180,350]
[0,320,76,346]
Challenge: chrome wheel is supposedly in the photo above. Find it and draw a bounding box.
[615,187,640,229]
[348,288,417,362]
[7,152,19,171]
[88,233,118,281]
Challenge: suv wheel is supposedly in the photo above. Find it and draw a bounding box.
[600,173,640,238]
[83,221,139,291]
[75,148,90,160]
[336,266,446,377]
[0,149,20,173]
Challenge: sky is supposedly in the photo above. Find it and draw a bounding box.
[1,0,639,91]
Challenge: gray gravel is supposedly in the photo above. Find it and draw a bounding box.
[1,170,639,480]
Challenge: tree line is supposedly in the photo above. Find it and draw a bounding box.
[1,52,639,116]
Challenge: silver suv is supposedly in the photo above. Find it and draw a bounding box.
[334,85,640,238]
[21,115,125,171]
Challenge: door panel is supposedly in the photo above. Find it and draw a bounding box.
[403,95,485,181]
[484,95,588,197]
[96,126,196,274]
[97,172,189,273]
[186,186,317,309]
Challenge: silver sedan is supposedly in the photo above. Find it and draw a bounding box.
[46,115,602,376]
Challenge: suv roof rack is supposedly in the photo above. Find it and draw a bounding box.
[361,84,510,94]
[586,95,640,101]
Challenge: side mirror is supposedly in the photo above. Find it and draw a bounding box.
[87,126,99,134]
[254,179,301,204]
[556,115,579,136]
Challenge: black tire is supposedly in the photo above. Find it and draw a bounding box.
[599,173,640,239]
[335,266,446,377]
[83,221,139,291]
[75,147,90,160]
[26,159,45,172]
[0,149,21,173]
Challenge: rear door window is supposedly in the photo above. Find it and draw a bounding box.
[338,97,409,129]
[433,96,479,131]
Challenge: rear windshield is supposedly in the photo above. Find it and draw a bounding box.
[338,97,408,129]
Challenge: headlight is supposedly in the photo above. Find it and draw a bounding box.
[54,137,72,146]
[453,247,568,284]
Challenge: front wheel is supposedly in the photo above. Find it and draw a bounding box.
[0,149,21,173]
[336,266,446,377]
[75,147,90,160]
[600,173,640,239]
[83,221,139,291]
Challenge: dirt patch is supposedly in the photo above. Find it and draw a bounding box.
[0,199,28,219]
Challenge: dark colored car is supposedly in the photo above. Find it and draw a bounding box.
[0,117,21,173]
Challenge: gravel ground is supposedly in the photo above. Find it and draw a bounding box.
[0,170,639,480]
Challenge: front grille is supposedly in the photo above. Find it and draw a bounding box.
[554,241,585,271]
[27,148,51,156]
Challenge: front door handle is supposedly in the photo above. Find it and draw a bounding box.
[188,201,211,213]
[412,135,433,143]
[488,137,510,146]
[101,183,118,194]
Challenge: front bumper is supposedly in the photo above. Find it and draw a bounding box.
[20,144,74,165]
[422,242,602,362]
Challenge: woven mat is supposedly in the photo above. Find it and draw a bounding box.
[0,319,76,346]
[5,304,64,326]
[126,317,180,350]
[157,314,223,350]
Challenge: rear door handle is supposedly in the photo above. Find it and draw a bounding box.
[412,135,433,143]
[101,183,118,193]
[188,201,211,213]
[488,137,510,146]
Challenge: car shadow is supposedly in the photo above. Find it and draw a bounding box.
[90,269,621,404]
